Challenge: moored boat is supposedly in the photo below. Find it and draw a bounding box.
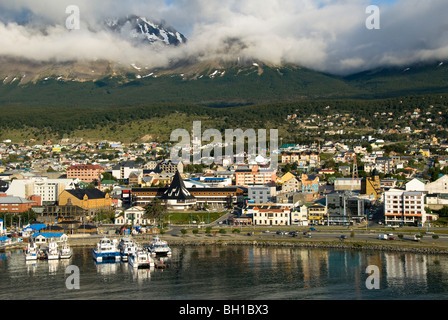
[146,236,171,257]
[46,240,59,260]
[92,237,120,263]
[129,249,154,269]
[119,239,138,262]
[25,241,38,261]
[59,241,72,259]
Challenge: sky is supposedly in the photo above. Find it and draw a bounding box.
[0,0,447,75]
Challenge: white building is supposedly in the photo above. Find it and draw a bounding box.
[114,206,150,226]
[384,189,426,226]
[290,205,309,226]
[425,175,448,194]
[6,177,79,205]
[406,178,426,192]
[251,205,291,226]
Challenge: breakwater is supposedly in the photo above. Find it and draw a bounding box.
[66,233,448,255]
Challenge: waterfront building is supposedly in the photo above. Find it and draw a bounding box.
[383,189,427,226]
[251,205,291,226]
[326,192,365,225]
[307,203,327,225]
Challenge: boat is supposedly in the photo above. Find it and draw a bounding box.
[59,241,73,259]
[92,238,120,263]
[119,239,138,262]
[37,248,47,260]
[146,236,171,257]
[25,241,38,261]
[128,249,154,269]
[46,240,59,260]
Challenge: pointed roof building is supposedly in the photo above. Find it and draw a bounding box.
[160,171,196,210]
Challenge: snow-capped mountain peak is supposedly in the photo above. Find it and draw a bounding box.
[105,15,187,47]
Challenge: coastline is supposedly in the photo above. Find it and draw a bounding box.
[65,233,448,255]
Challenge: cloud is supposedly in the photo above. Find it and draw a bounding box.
[0,0,447,75]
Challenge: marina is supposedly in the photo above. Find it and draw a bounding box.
[1,245,448,300]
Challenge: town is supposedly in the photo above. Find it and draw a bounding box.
[0,121,448,245]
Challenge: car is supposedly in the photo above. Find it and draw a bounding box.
[340,235,347,239]
[388,236,396,240]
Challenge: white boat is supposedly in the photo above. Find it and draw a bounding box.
[46,240,59,260]
[25,242,38,261]
[59,241,72,259]
[129,249,154,269]
[92,238,120,263]
[147,236,171,257]
[119,239,138,262]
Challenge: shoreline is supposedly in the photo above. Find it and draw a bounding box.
[65,233,448,256]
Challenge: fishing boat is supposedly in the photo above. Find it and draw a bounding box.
[46,240,59,260]
[92,237,120,263]
[146,236,171,257]
[25,241,38,261]
[128,249,154,269]
[59,241,72,259]
[119,239,138,262]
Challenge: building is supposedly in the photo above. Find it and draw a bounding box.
[112,161,141,180]
[129,186,244,209]
[326,192,365,225]
[251,205,291,226]
[375,157,394,174]
[290,205,309,226]
[361,170,382,200]
[301,174,320,195]
[160,171,197,211]
[0,193,40,213]
[234,165,277,187]
[156,160,183,174]
[383,189,426,226]
[281,176,301,193]
[425,175,448,194]
[334,178,362,192]
[114,206,150,226]
[406,178,426,192]
[58,189,112,214]
[6,177,79,205]
[67,165,104,183]
[248,185,275,203]
[307,203,327,225]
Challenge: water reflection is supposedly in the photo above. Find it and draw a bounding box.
[1,246,448,299]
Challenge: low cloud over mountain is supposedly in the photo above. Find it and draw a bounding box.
[0,0,448,75]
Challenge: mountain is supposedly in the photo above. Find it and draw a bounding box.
[0,14,447,106]
[104,15,187,47]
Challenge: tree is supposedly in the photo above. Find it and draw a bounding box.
[144,198,166,225]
